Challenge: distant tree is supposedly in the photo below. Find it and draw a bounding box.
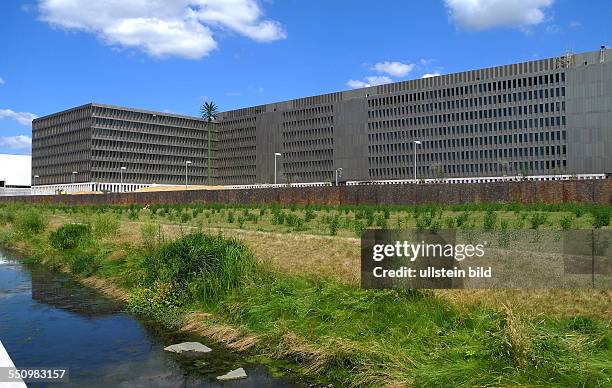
[200,101,219,185]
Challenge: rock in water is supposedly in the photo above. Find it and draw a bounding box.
[164,342,212,356]
[216,367,247,381]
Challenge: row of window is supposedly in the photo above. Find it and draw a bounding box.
[369,93,565,121]
[93,107,205,130]
[368,72,566,108]
[369,159,567,179]
[282,105,334,119]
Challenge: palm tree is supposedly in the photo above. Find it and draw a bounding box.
[200,101,218,185]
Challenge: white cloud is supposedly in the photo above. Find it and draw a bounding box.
[0,77,4,85]
[346,76,393,89]
[38,0,286,59]
[365,76,393,85]
[346,79,368,89]
[0,135,32,149]
[421,72,441,78]
[372,61,415,77]
[0,109,38,126]
[444,0,554,30]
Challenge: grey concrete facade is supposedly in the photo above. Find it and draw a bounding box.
[217,47,612,184]
[32,103,215,187]
[32,48,612,187]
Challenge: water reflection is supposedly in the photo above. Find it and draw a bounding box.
[0,250,303,387]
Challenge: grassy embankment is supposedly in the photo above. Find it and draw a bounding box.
[0,202,610,387]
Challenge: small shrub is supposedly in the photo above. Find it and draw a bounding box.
[141,232,255,304]
[353,220,365,237]
[14,209,47,236]
[497,220,511,248]
[304,208,316,222]
[127,285,183,329]
[180,211,192,223]
[69,250,100,276]
[429,220,441,233]
[375,214,388,229]
[327,214,340,236]
[591,208,611,229]
[483,210,497,231]
[49,223,91,250]
[560,215,574,230]
[227,211,235,224]
[529,213,548,230]
[455,212,469,227]
[271,209,286,225]
[92,212,119,238]
[127,209,140,221]
[444,217,455,229]
[141,221,163,249]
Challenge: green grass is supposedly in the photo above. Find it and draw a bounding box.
[2,202,609,239]
[0,203,610,386]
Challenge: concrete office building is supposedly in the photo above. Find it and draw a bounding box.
[217,47,612,184]
[32,103,214,193]
[31,47,611,192]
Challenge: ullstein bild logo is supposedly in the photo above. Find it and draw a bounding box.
[361,230,612,289]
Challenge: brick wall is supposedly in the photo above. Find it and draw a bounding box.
[1,180,611,206]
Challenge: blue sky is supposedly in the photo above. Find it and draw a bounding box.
[0,0,610,155]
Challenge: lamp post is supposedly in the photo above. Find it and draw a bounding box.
[274,153,282,184]
[413,140,421,182]
[120,166,126,192]
[185,161,192,189]
[71,171,78,193]
[335,168,343,186]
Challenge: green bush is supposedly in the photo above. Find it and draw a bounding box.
[304,208,316,222]
[591,208,610,229]
[375,214,388,228]
[0,206,17,226]
[529,213,548,230]
[180,211,192,223]
[141,221,163,249]
[455,212,469,227]
[92,212,120,237]
[483,210,497,231]
[560,215,574,230]
[49,223,91,250]
[142,232,255,304]
[14,209,47,236]
[353,220,365,237]
[126,285,183,329]
[69,250,100,276]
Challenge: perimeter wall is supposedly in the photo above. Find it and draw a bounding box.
[0,180,611,206]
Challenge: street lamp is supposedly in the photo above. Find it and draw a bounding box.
[413,140,421,182]
[120,166,127,192]
[274,153,282,184]
[71,171,78,193]
[185,161,192,189]
[335,168,343,186]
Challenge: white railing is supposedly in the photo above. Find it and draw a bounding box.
[22,174,608,196]
[31,182,153,195]
[344,174,606,186]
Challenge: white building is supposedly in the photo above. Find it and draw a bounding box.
[0,154,31,196]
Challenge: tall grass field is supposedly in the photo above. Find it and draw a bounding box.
[0,202,610,386]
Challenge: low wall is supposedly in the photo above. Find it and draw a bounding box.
[1,180,611,206]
